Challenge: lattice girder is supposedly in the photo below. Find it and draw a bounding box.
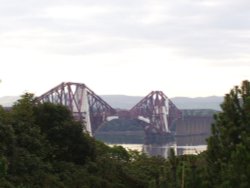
[36,82,116,135]
[130,91,181,134]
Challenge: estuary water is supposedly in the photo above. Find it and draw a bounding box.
[109,135,208,158]
[110,143,207,158]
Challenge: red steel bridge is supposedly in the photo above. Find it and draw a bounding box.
[36,82,182,136]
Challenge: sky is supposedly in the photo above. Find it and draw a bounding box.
[0,0,250,98]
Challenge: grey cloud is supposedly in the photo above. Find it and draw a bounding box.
[1,0,250,66]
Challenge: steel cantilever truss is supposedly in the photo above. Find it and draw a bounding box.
[36,82,116,136]
[37,82,181,136]
[129,91,182,134]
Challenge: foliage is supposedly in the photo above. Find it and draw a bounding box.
[206,80,250,187]
[95,119,145,143]
[0,93,173,187]
[34,102,96,165]
[1,80,250,187]
[0,92,208,187]
[98,119,144,132]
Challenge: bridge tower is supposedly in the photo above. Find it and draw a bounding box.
[36,82,116,136]
[129,91,181,135]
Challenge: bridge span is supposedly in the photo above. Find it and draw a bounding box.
[36,82,182,136]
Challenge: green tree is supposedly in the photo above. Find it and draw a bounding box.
[6,93,51,186]
[34,102,96,165]
[206,80,250,187]
[0,122,15,159]
[10,93,46,156]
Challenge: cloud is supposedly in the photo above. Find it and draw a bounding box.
[1,0,250,66]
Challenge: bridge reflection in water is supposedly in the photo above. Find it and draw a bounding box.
[109,135,208,158]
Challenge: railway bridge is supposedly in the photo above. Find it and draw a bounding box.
[36,82,182,136]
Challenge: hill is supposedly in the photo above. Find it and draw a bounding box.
[101,95,223,110]
[101,95,142,109]
[171,96,223,111]
[0,96,20,107]
[0,95,223,110]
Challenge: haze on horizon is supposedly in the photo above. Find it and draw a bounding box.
[0,0,250,98]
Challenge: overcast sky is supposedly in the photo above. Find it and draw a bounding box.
[0,0,250,98]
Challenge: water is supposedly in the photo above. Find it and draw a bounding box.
[109,143,207,158]
[108,134,208,158]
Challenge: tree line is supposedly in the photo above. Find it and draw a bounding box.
[0,80,250,187]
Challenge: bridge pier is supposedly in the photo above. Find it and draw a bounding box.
[37,82,181,137]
